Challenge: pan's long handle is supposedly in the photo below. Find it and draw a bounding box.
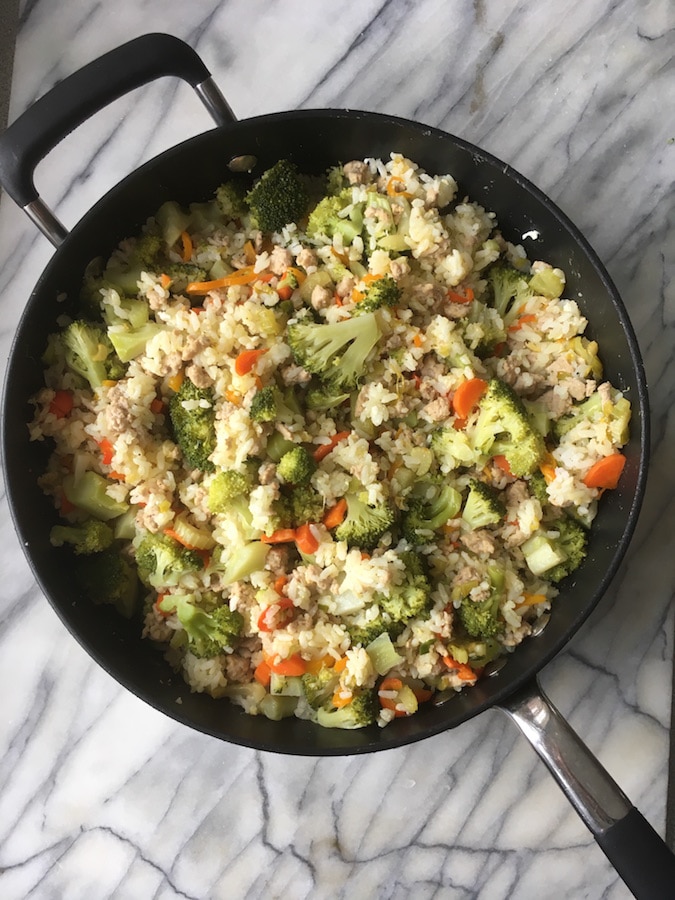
[499,679,675,899]
[0,33,235,246]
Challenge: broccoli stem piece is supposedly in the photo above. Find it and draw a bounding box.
[62,471,129,521]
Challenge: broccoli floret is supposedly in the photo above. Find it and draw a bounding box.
[306,188,364,245]
[334,493,395,551]
[169,377,217,472]
[133,232,164,268]
[553,386,630,445]
[347,617,405,648]
[50,519,114,555]
[62,470,129,521]
[471,378,545,477]
[316,688,377,729]
[402,482,462,545]
[429,428,483,471]
[215,181,248,218]
[135,532,204,590]
[159,594,244,657]
[249,384,299,424]
[528,470,550,507]
[75,547,139,617]
[61,320,125,389]
[287,313,382,392]
[378,552,432,622]
[466,300,507,356]
[305,382,351,412]
[457,571,504,640]
[301,668,340,709]
[245,160,309,233]
[485,260,532,321]
[163,263,209,294]
[521,516,587,582]
[461,479,506,530]
[277,447,316,486]
[207,469,253,513]
[355,275,401,313]
[325,165,348,195]
[289,484,325,526]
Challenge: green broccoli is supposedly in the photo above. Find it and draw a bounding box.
[402,481,462,545]
[215,180,248,218]
[287,313,382,391]
[334,493,396,550]
[457,571,504,640]
[466,300,507,356]
[521,516,587,582]
[485,260,532,322]
[378,552,432,623]
[316,688,377,729]
[306,188,364,245]
[528,470,550,507]
[277,447,316,486]
[461,479,506,530]
[159,594,243,657]
[245,160,309,233]
[325,165,348,195]
[207,469,253,513]
[162,263,209,294]
[289,484,325,526]
[169,377,217,472]
[305,382,351,412]
[355,275,401,313]
[471,378,545,477]
[75,547,139,617]
[61,320,125,389]
[133,232,165,268]
[62,471,129,521]
[134,532,204,590]
[429,428,483,471]
[553,386,630,445]
[50,519,114,554]
[301,667,340,710]
[249,384,299,424]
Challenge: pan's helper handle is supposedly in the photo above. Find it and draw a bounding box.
[0,33,236,247]
[500,679,675,899]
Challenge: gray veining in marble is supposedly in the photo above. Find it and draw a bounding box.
[1,1,674,897]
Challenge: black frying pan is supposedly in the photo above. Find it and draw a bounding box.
[0,34,671,897]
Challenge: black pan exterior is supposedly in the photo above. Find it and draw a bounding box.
[1,111,649,754]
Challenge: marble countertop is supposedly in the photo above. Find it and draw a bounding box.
[1,1,673,897]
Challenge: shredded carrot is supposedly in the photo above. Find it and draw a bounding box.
[413,334,423,348]
[520,592,547,607]
[159,273,172,289]
[323,498,347,529]
[333,292,343,307]
[508,314,537,332]
[331,247,350,265]
[447,288,475,304]
[261,528,297,544]
[254,660,272,687]
[49,389,74,418]
[167,371,184,392]
[313,431,351,462]
[225,388,242,406]
[442,656,476,681]
[186,266,272,294]
[295,523,319,555]
[452,377,488,420]
[333,656,348,673]
[266,653,307,677]
[386,176,413,199]
[234,348,268,376]
[97,438,114,466]
[277,284,293,301]
[163,526,201,551]
[150,397,165,415]
[179,230,193,263]
[257,598,294,633]
[493,454,513,475]
[109,470,125,481]
[243,240,257,265]
[540,463,557,484]
[274,575,289,596]
[332,690,354,709]
[583,452,626,489]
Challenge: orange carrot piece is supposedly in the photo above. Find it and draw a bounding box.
[540,463,556,484]
[254,660,272,687]
[447,288,474,304]
[49,389,74,418]
[332,691,354,709]
[333,656,348,673]
[413,687,434,703]
[163,527,201,551]
[452,378,488,420]
[97,438,114,466]
[582,453,626,489]
[305,655,334,675]
[386,176,412,199]
[243,240,257,265]
[267,653,307,677]
[180,230,193,263]
[313,431,351,462]
[442,656,476,681]
[413,334,423,348]
[261,528,297,544]
[225,388,242,406]
[323,498,347,529]
[277,284,293,301]
[186,266,271,294]
[150,397,165,415]
[159,273,172,289]
[235,348,268,376]
[295,523,319,555]
[167,371,184,392]
[508,314,537,332]
[519,592,547,607]
[493,454,513,475]
[274,575,289,596]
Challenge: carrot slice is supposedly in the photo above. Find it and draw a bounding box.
[159,273,172,289]
[493,455,513,475]
[323,498,347,529]
[150,397,165,415]
[277,284,293,301]
[313,431,351,462]
[97,438,114,466]
[234,348,268,375]
[243,240,257,265]
[254,660,272,687]
[447,288,474,304]
[508,314,537,332]
[442,656,476,681]
[49,389,74,418]
[167,371,184,392]
[386,176,412,199]
[452,378,488,420]
[333,656,348,673]
[179,230,193,263]
[267,653,307,677]
[295,523,319,555]
[261,528,297,544]
[162,527,202,551]
[583,453,626,489]
[332,690,354,709]
[273,575,288,596]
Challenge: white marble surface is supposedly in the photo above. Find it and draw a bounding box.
[1,1,674,897]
